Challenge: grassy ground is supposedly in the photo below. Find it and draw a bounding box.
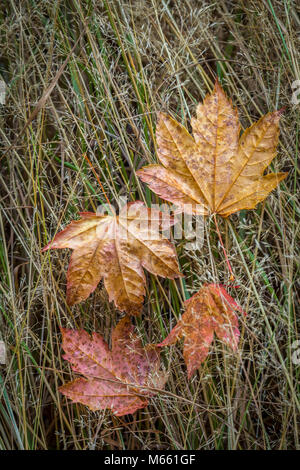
[0,0,299,450]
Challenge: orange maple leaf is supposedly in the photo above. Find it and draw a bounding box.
[42,201,182,314]
[59,316,166,416]
[157,284,245,378]
[137,80,287,216]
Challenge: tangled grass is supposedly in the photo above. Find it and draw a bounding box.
[0,0,299,450]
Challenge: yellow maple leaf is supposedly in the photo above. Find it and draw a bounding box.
[137,80,287,216]
[42,201,181,314]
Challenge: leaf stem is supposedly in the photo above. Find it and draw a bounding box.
[83,153,114,212]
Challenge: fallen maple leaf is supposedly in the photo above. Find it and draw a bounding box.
[157,283,245,378]
[137,80,287,216]
[60,316,166,416]
[42,201,182,314]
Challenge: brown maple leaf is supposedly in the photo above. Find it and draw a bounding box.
[42,201,181,314]
[157,283,245,378]
[60,316,166,416]
[137,80,287,216]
